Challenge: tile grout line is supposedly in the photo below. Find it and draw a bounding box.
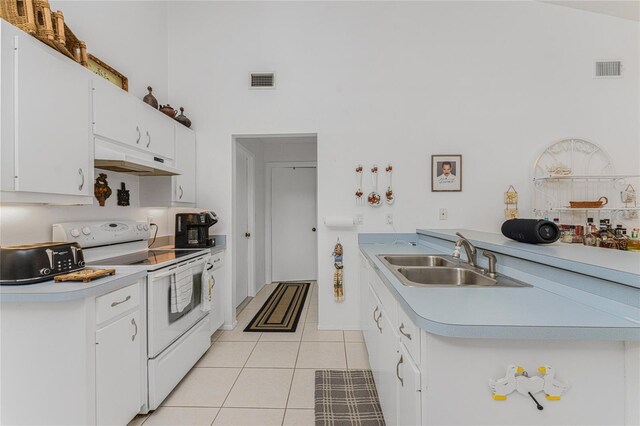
[211,325,261,424]
[282,283,314,425]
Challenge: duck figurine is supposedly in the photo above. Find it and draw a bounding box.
[538,365,569,400]
[515,368,544,396]
[489,364,520,400]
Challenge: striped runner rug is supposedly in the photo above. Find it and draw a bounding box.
[315,370,385,425]
[243,282,310,332]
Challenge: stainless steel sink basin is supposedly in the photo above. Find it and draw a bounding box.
[397,267,496,287]
[376,253,531,288]
[381,255,456,267]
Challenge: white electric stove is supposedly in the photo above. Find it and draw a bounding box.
[53,220,214,411]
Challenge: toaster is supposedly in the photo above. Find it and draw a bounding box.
[0,242,85,285]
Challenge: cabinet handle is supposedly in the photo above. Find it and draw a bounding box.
[78,168,84,191]
[396,354,404,387]
[399,323,412,340]
[111,295,131,307]
[136,126,141,144]
[372,306,379,323]
[179,185,184,199]
[131,318,138,341]
[376,311,382,333]
[146,131,151,147]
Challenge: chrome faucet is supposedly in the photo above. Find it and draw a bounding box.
[453,232,478,267]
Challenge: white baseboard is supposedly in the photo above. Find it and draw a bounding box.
[221,319,238,331]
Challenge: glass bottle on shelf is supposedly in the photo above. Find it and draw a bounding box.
[598,220,618,249]
[614,226,628,251]
[583,218,598,246]
[628,229,640,252]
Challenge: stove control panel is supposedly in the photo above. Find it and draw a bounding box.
[53,220,151,248]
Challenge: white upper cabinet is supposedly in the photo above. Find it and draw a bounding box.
[139,124,196,207]
[1,23,92,201]
[174,125,196,203]
[92,77,139,147]
[93,78,175,160]
[137,103,175,160]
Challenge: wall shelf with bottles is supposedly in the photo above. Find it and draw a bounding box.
[532,139,639,225]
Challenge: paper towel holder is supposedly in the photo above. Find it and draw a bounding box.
[323,215,363,228]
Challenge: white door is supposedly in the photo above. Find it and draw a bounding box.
[235,148,250,307]
[271,167,317,282]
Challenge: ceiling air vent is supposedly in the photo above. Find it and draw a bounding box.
[250,72,276,89]
[594,60,622,78]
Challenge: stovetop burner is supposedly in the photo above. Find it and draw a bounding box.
[88,249,201,267]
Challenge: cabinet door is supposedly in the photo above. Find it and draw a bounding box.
[14,38,91,196]
[378,307,399,426]
[96,311,142,426]
[174,125,196,203]
[138,104,175,159]
[93,77,139,147]
[397,343,421,426]
[359,254,370,331]
[366,285,381,384]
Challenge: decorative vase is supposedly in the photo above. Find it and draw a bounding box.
[159,104,177,118]
[143,86,159,109]
[94,173,112,207]
[175,107,192,128]
[117,182,130,206]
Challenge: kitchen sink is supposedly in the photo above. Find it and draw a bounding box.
[376,254,531,288]
[397,267,496,286]
[381,255,456,267]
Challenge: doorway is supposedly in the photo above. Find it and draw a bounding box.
[233,134,317,313]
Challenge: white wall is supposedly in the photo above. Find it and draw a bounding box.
[264,141,318,163]
[168,1,639,330]
[50,1,169,101]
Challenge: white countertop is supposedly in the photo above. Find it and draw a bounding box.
[0,268,148,302]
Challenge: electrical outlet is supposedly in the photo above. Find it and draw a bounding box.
[147,216,154,225]
[355,214,364,225]
[439,208,448,220]
[386,214,394,224]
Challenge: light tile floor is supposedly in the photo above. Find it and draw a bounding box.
[129,282,369,426]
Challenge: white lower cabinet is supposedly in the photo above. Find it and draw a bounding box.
[397,343,422,426]
[377,306,399,425]
[96,310,144,426]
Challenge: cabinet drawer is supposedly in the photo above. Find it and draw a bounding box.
[96,282,141,324]
[397,307,421,365]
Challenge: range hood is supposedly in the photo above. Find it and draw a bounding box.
[94,139,181,176]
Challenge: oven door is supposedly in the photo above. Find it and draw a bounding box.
[147,254,211,358]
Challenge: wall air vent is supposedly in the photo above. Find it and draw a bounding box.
[594,60,622,78]
[250,72,276,89]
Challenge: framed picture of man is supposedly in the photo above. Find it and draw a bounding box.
[431,155,462,192]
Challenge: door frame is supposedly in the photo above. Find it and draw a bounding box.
[265,161,317,284]
[233,142,256,312]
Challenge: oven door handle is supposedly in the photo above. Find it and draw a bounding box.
[150,256,212,279]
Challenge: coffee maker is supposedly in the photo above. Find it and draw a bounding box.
[175,211,218,248]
